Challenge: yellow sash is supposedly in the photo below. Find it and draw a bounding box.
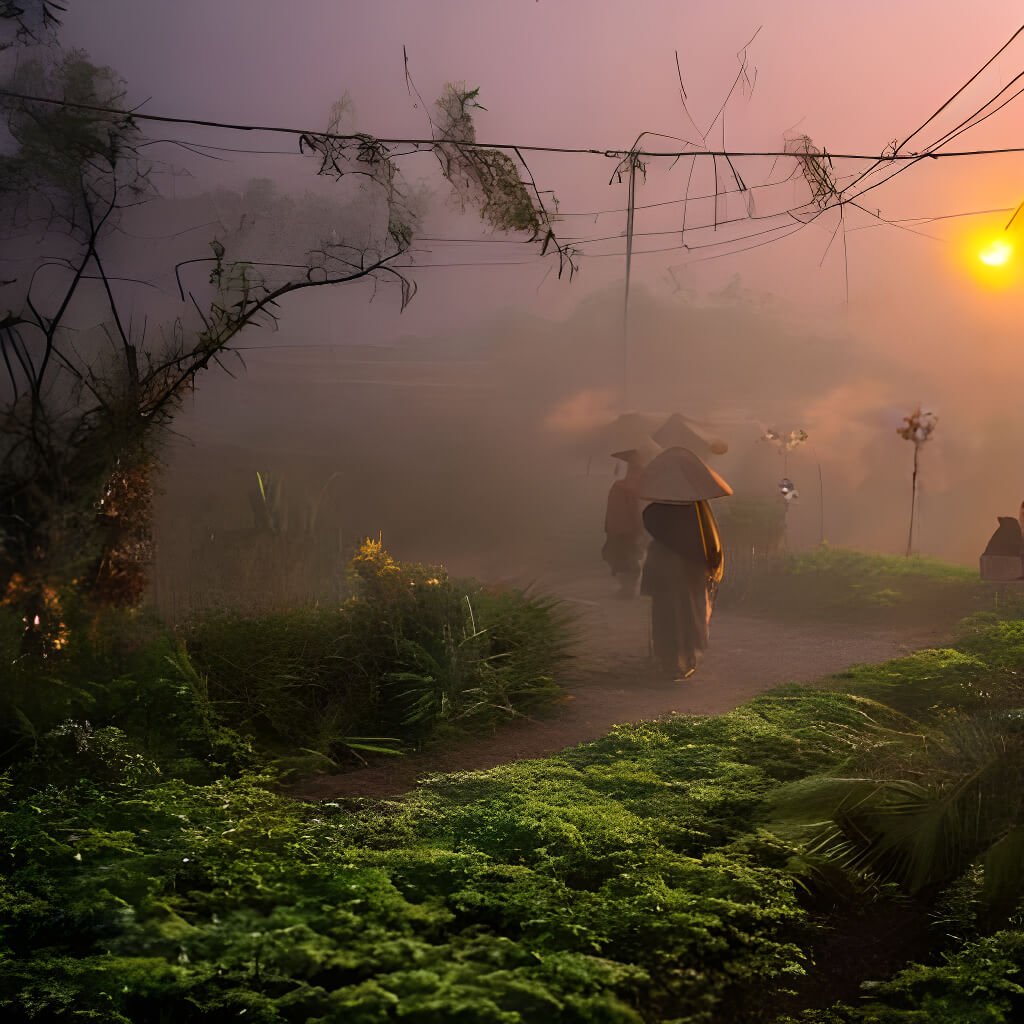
[695,500,725,585]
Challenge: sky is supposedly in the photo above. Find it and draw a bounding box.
[61,0,1024,334]
[39,2,1024,571]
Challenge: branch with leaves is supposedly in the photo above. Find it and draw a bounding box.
[0,35,575,640]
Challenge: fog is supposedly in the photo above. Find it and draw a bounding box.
[42,2,1024,611]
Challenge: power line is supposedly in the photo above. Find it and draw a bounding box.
[5,88,1024,161]
[841,25,1024,202]
[553,172,853,219]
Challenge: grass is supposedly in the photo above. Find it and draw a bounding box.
[721,544,1005,626]
[3,607,1024,1020]
[3,546,1024,1021]
[183,541,572,769]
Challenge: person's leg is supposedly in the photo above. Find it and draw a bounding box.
[678,575,706,678]
[617,568,640,598]
[650,592,681,675]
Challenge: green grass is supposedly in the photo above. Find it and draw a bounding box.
[4,548,1024,1021]
[0,541,573,781]
[0,693,876,1023]
[7,628,1023,1022]
[722,544,1003,626]
[8,651,1022,1022]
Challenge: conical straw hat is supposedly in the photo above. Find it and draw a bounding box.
[581,411,662,456]
[652,413,710,452]
[638,446,733,502]
[611,437,663,466]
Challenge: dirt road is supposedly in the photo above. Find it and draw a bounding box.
[294,573,948,801]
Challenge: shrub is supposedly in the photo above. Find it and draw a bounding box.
[774,931,1024,1022]
[184,539,572,758]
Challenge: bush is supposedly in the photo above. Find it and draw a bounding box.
[775,931,1024,1022]
[184,539,572,761]
[7,554,1024,1022]
[1,542,572,784]
[0,605,255,785]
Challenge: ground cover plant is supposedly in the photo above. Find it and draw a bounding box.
[3,554,1024,1021]
[0,688,893,1023]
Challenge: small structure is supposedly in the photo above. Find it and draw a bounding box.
[980,516,1024,581]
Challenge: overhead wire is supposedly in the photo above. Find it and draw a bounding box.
[4,88,1024,161]
[842,23,1024,195]
[3,36,1021,292]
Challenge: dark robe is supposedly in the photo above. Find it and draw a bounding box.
[602,477,645,577]
[641,501,724,675]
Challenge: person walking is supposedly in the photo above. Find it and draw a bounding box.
[638,447,732,680]
[601,443,657,598]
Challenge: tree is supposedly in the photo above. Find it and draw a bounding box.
[0,26,572,648]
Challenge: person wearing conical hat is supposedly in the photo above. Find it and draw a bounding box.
[638,447,731,680]
[601,445,657,599]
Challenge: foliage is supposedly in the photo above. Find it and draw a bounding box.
[1,543,571,784]
[185,539,572,760]
[0,686,903,1023]
[716,498,788,551]
[774,931,1024,1022]
[7,548,1024,1019]
[0,602,256,784]
[770,617,1024,932]
[0,24,573,634]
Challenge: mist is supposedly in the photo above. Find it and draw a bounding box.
[32,0,1024,612]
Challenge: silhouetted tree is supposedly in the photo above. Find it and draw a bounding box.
[0,20,571,647]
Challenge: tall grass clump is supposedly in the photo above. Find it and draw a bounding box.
[183,538,573,764]
[0,602,255,786]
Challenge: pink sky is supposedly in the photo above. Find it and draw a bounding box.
[63,1,1024,335]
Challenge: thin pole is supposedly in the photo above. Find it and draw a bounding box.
[906,443,919,556]
[622,156,637,410]
[817,460,825,546]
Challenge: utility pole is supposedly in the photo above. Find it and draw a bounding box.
[621,154,637,412]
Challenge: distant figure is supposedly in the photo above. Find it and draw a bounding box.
[984,516,1024,556]
[637,446,732,681]
[602,450,646,598]
[641,501,724,679]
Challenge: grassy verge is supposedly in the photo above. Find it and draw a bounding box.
[720,544,1008,627]
[0,691,880,1022]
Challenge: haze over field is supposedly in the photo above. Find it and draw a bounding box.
[28,2,1024,604]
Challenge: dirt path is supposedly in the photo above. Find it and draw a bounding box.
[293,573,948,801]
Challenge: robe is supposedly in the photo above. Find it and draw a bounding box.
[602,478,645,576]
[641,501,724,674]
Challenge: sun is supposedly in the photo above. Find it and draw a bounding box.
[979,238,1013,267]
